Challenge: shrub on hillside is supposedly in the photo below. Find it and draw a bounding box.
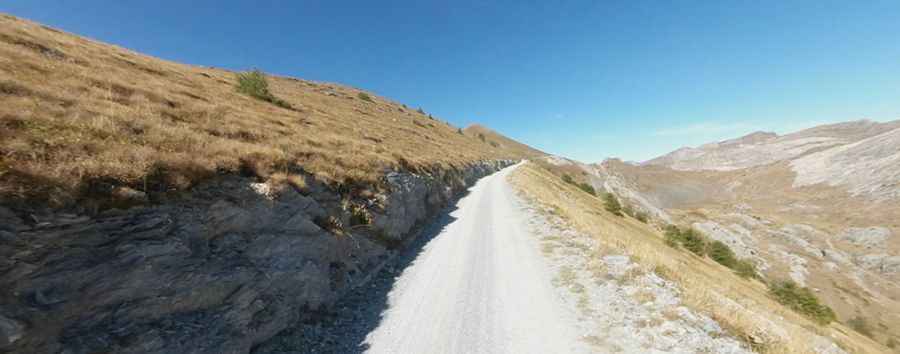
[769,280,836,325]
[664,225,682,248]
[662,225,707,256]
[357,92,373,101]
[603,193,623,216]
[561,174,574,184]
[679,228,706,255]
[577,182,596,196]
[733,259,757,279]
[236,70,292,109]
[708,240,738,268]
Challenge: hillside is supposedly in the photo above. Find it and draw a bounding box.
[587,120,900,349]
[0,14,531,211]
[510,162,885,353]
[463,124,547,159]
[0,14,545,354]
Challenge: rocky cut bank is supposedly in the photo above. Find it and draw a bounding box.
[0,159,514,353]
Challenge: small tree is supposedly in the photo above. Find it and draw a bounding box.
[417,107,425,114]
[236,70,291,109]
[603,193,623,216]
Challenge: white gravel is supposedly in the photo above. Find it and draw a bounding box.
[363,163,591,354]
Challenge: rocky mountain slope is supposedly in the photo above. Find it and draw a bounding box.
[589,120,900,348]
[0,14,541,353]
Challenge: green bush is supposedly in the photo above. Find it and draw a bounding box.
[679,228,706,255]
[577,182,596,196]
[708,240,738,268]
[357,92,373,101]
[769,280,836,325]
[236,70,291,109]
[417,107,425,114]
[561,174,574,184]
[733,259,757,279]
[603,193,623,216]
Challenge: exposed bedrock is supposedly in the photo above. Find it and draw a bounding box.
[0,160,514,353]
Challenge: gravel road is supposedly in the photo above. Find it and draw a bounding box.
[362,163,588,353]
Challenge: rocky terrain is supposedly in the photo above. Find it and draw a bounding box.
[581,120,900,347]
[0,159,518,353]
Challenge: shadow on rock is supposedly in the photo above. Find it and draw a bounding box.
[253,192,468,354]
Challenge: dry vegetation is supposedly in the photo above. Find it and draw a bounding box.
[509,162,888,353]
[0,14,530,209]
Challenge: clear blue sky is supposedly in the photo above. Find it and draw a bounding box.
[3,1,900,162]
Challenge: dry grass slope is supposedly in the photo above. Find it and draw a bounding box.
[510,162,888,354]
[0,14,532,209]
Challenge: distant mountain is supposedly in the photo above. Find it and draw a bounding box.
[584,119,900,343]
[644,120,900,178]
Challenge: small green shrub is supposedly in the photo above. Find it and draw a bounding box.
[679,228,706,255]
[769,280,836,325]
[603,193,623,216]
[664,232,681,248]
[708,240,738,268]
[457,128,463,135]
[357,92,372,101]
[733,259,757,279]
[561,174,574,184]
[846,316,874,338]
[417,107,425,114]
[236,70,292,109]
[577,182,596,196]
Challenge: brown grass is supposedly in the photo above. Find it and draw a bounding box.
[0,14,534,209]
[509,162,888,353]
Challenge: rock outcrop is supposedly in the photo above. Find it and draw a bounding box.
[0,160,513,353]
